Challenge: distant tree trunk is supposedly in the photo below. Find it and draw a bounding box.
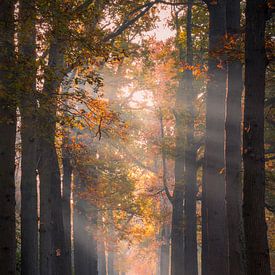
[62,140,73,275]
[38,30,68,275]
[225,1,245,275]
[0,1,17,274]
[202,1,228,274]
[160,224,170,275]
[98,237,107,275]
[107,250,116,275]
[73,175,90,275]
[107,210,117,275]
[73,174,98,275]
[183,1,198,275]
[18,0,39,274]
[243,1,271,274]
[171,13,185,275]
[98,213,107,275]
[158,115,171,275]
[88,204,98,274]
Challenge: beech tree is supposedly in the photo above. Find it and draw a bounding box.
[201,1,228,274]
[225,1,245,274]
[18,0,39,274]
[243,1,271,274]
[0,1,17,274]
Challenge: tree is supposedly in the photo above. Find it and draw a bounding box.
[201,1,228,274]
[73,172,98,275]
[38,4,68,272]
[171,11,186,275]
[18,0,39,273]
[243,1,271,274]
[0,1,17,274]
[225,1,245,274]
[62,138,73,275]
[183,1,198,275]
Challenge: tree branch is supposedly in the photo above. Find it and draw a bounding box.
[103,1,157,42]
[73,0,96,15]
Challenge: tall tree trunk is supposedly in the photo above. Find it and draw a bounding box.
[62,141,73,275]
[160,224,170,275]
[202,1,228,274]
[18,0,39,274]
[225,1,245,274]
[243,1,271,274]
[171,13,185,275]
[38,31,68,274]
[0,1,17,274]
[183,1,198,275]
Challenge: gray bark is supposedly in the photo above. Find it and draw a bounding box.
[225,1,245,274]
[18,0,39,273]
[183,1,198,275]
[0,1,17,274]
[160,224,170,275]
[171,13,185,275]
[202,1,228,274]
[98,213,107,275]
[38,21,68,274]
[243,1,271,274]
[62,140,73,275]
[73,174,98,275]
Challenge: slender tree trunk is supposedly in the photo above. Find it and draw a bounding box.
[158,116,171,275]
[183,1,198,275]
[88,205,98,274]
[73,174,98,275]
[107,211,117,275]
[98,213,107,275]
[0,1,16,274]
[171,13,185,275]
[202,1,228,274]
[107,249,115,275]
[225,1,245,274]
[98,237,107,275]
[62,141,73,275]
[73,174,88,275]
[243,1,271,274]
[18,0,39,274]
[160,224,170,275]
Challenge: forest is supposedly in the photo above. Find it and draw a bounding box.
[0,0,274,275]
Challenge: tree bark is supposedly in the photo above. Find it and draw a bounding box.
[160,224,170,275]
[183,1,198,275]
[38,29,68,275]
[225,1,245,274]
[98,213,107,275]
[107,210,117,275]
[243,1,271,274]
[171,13,185,275]
[73,174,98,275]
[62,141,73,275]
[0,1,17,274]
[202,1,228,274]
[18,0,39,273]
